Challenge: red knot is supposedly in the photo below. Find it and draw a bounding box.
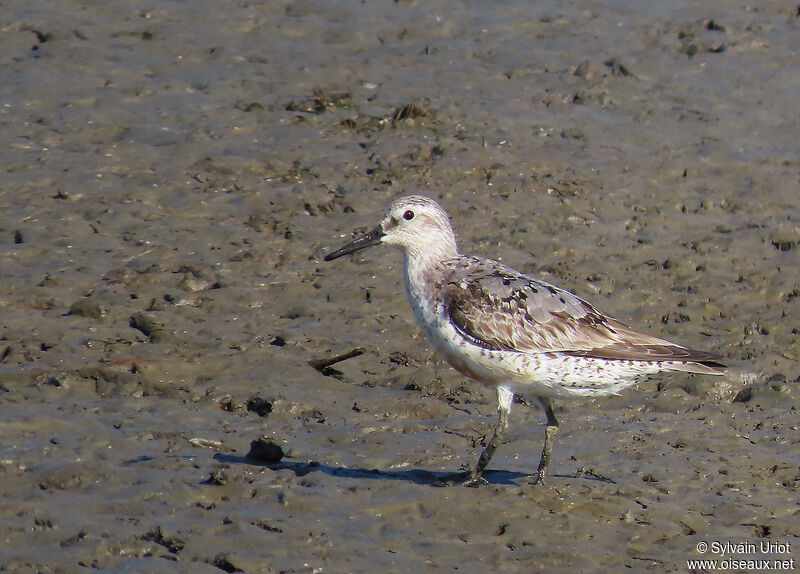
[325,195,726,486]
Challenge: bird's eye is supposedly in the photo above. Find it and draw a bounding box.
[403,210,415,221]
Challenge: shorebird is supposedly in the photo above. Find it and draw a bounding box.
[324,195,725,486]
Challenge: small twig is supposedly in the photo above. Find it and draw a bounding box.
[308,347,365,375]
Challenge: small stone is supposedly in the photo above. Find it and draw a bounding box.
[246,439,284,464]
[246,396,273,417]
[68,299,104,319]
[733,387,752,403]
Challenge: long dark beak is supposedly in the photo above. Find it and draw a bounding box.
[324,226,385,261]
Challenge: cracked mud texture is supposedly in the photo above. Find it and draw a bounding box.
[1,0,798,572]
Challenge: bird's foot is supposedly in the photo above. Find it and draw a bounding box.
[528,469,547,486]
[577,466,616,484]
[436,470,488,488]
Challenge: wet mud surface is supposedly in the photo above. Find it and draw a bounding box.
[1,0,799,572]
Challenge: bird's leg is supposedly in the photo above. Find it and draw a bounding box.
[439,385,513,487]
[531,397,559,485]
[462,387,512,486]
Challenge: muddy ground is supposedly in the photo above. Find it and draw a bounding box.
[1,0,799,572]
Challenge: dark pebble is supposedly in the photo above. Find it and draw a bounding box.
[246,439,284,464]
[733,387,752,403]
[246,396,273,417]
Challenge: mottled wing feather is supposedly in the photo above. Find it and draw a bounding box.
[443,257,724,368]
[564,317,724,366]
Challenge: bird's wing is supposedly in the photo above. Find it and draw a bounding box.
[443,257,723,366]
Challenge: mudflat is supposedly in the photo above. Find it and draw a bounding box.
[1,1,798,572]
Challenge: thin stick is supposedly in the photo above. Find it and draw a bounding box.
[308,347,365,373]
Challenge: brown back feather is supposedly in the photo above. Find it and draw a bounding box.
[443,258,725,373]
